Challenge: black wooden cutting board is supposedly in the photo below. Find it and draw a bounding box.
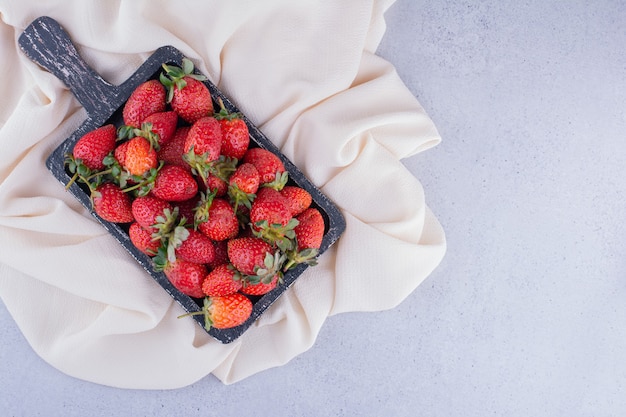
[18,16,346,343]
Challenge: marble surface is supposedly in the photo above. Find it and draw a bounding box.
[2,0,626,415]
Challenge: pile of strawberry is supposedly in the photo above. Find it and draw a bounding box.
[65,58,325,331]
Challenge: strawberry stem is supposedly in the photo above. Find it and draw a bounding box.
[214,97,243,121]
[177,297,214,331]
[85,168,113,181]
[283,247,319,271]
[119,162,162,196]
[65,172,79,190]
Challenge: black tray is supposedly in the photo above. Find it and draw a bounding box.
[19,16,346,343]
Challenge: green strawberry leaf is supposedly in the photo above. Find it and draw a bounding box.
[182,57,194,75]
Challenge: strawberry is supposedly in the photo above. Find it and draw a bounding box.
[117,111,174,152]
[201,264,242,297]
[215,98,249,160]
[229,163,259,194]
[91,182,135,223]
[228,162,259,211]
[284,208,324,270]
[280,185,312,217]
[196,195,239,241]
[129,222,161,256]
[240,274,278,296]
[160,58,213,124]
[179,293,252,330]
[249,187,297,250]
[184,117,223,162]
[294,208,324,250]
[157,126,191,170]
[123,79,166,128]
[175,228,216,264]
[131,195,173,232]
[182,116,226,187]
[228,237,286,286]
[71,124,117,171]
[109,138,159,197]
[159,257,207,298]
[119,136,158,176]
[141,205,192,264]
[250,187,291,228]
[203,174,228,197]
[227,237,272,276]
[242,147,287,189]
[150,164,198,202]
[141,111,178,146]
[113,140,130,167]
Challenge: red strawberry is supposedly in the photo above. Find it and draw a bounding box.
[201,264,242,297]
[249,187,297,250]
[113,140,129,167]
[175,228,216,264]
[92,182,135,223]
[161,258,207,298]
[242,147,287,188]
[120,136,158,176]
[294,208,324,250]
[123,79,166,128]
[180,293,252,330]
[250,187,291,228]
[142,111,178,146]
[172,77,213,124]
[283,208,325,270]
[184,116,222,162]
[280,185,312,217]
[226,237,273,276]
[227,237,286,286]
[131,195,173,232]
[230,163,260,194]
[157,126,191,170]
[72,124,117,170]
[240,275,278,296]
[129,222,161,256]
[215,98,249,160]
[151,164,198,202]
[228,162,259,211]
[171,76,213,123]
[196,196,239,241]
[203,174,228,197]
[160,58,213,124]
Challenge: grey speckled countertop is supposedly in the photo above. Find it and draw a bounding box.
[2,1,625,416]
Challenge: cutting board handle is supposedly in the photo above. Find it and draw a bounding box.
[19,16,119,116]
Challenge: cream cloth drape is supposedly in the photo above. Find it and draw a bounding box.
[0,0,446,387]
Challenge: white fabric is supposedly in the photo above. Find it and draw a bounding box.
[0,0,446,387]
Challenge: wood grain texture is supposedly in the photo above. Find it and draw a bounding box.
[18,16,118,115]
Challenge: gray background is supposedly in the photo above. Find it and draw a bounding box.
[2,0,625,415]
